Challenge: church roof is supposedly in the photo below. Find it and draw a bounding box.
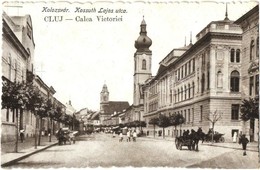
[103,101,130,115]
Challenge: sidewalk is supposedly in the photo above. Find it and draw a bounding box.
[1,136,58,167]
[140,135,258,152]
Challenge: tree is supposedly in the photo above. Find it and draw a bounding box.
[204,110,223,143]
[157,114,171,138]
[169,113,185,137]
[240,97,259,121]
[148,117,159,138]
[2,80,29,152]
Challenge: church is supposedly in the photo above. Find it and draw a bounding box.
[99,84,129,125]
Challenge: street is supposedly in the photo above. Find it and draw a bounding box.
[8,133,259,168]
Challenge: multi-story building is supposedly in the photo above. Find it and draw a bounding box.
[2,12,67,143]
[234,5,259,142]
[2,12,35,142]
[143,9,247,141]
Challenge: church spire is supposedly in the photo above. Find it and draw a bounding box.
[224,3,229,20]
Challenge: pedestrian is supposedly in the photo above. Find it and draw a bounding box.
[112,131,116,138]
[133,130,137,142]
[233,131,237,143]
[20,129,25,143]
[239,134,249,156]
[127,130,131,142]
[57,128,64,145]
[119,132,123,142]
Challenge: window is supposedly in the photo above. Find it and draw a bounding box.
[207,71,210,89]
[188,60,191,74]
[188,84,191,99]
[27,23,32,39]
[230,49,235,62]
[257,37,259,58]
[200,105,203,121]
[181,87,183,101]
[192,82,195,97]
[6,109,9,122]
[188,109,190,123]
[231,104,239,120]
[255,74,259,95]
[250,40,255,60]
[201,73,205,93]
[217,71,223,88]
[184,85,187,100]
[230,71,240,92]
[193,58,195,72]
[142,59,146,70]
[184,110,186,123]
[249,76,254,96]
[185,63,187,77]
[236,49,240,62]
[181,66,183,79]
[177,89,180,102]
[192,108,194,123]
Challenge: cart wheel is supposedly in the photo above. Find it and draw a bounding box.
[219,137,225,143]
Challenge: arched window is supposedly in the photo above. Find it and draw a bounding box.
[250,40,255,60]
[201,73,205,93]
[230,49,235,62]
[217,71,223,88]
[230,70,240,92]
[142,59,146,70]
[236,49,240,62]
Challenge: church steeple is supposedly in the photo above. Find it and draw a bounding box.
[100,84,109,103]
[134,16,152,52]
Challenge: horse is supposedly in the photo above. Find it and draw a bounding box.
[189,128,206,151]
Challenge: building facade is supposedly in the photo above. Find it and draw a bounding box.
[234,5,259,142]
[2,12,35,142]
[142,9,249,141]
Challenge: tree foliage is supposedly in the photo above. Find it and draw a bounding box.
[240,97,259,121]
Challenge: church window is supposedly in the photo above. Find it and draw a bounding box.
[250,40,255,60]
[142,59,146,70]
[230,49,235,62]
[230,70,240,92]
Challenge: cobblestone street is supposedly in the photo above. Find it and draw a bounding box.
[7,133,259,168]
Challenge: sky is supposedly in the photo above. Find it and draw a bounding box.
[2,0,258,111]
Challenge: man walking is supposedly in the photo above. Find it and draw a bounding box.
[239,134,249,156]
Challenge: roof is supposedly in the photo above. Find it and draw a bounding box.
[103,101,130,115]
[234,5,259,24]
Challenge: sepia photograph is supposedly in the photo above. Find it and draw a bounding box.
[1,0,259,168]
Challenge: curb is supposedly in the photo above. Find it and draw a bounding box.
[1,142,58,167]
[201,143,258,152]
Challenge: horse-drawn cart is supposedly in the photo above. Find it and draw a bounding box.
[175,137,195,150]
